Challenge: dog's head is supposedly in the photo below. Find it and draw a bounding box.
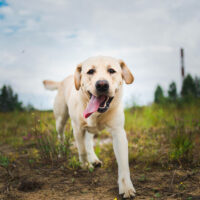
[74,56,134,118]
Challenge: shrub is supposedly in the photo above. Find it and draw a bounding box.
[170,131,193,164]
[0,85,23,112]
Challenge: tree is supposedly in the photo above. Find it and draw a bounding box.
[168,82,177,101]
[25,103,35,111]
[154,85,165,103]
[194,76,200,98]
[181,74,197,98]
[0,85,23,112]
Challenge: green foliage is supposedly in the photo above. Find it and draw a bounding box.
[34,129,73,163]
[153,74,200,105]
[154,192,161,198]
[168,82,177,101]
[68,156,80,169]
[25,103,35,112]
[0,111,34,147]
[126,101,200,167]
[170,131,193,163]
[154,85,165,104]
[181,74,197,98]
[194,76,200,97]
[0,152,10,168]
[0,85,23,112]
[0,152,13,178]
[95,140,101,158]
[27,113,73,163]
[0,100,200,170]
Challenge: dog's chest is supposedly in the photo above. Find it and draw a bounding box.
[84,116,106,134]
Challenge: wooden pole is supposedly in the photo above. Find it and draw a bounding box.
[180,48,185,83]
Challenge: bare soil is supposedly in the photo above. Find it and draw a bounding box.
[0,145,200,200]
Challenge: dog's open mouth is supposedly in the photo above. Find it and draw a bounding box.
[83,92,113,118]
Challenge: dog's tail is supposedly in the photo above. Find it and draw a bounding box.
[43,80,61,91]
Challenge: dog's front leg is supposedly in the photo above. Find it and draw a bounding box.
[71,124,87,167]
[111,128,136,198]
[72,123,93,168]
[85,131,102,167]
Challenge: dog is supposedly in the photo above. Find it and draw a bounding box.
[43,56,136,198]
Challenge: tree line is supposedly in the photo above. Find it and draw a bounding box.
[154,74,200,104]
[1,74,200,112]
[0,85,34,112]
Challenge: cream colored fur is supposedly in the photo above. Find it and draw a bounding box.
[43,56,136,198]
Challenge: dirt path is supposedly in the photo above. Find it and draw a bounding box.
[0,144,200,200]
[1,162,200,200]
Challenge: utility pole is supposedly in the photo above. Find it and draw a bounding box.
[180,48,185,84]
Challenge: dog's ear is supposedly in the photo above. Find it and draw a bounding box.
[74,64,82,90]
[119,60,134,84]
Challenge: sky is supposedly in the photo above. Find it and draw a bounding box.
[0,0,200,109]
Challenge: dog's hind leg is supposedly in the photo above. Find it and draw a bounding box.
[54,90,69,145]
[85,132,102,167]
[55,114,68,144]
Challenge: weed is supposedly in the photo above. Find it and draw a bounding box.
[89,167,94,173]
[0,99,200,171]
[0,152,10,168]
[170,130,193,164]
[0,152,13,178]
[95,140,101,158]
[154,192,161,198]
[30,113,73,165]
[68,156,80,169]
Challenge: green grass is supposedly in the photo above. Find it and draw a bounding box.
[0,152,10,168]
[125,101,200,167]
[0,100,200,169]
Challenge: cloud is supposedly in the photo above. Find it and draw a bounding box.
[0,0,200,109]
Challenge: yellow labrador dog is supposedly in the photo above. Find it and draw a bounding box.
[43,56,136,198]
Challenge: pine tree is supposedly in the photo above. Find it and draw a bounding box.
[181,74,197,98]
[168,82,177,101]
[154,85,165,103]
[194,76,200,98]
[0,85,23,112]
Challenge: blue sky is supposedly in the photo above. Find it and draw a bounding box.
[0,0,8,7]
[0,0,200,109]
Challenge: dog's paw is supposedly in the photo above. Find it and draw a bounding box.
[80,161,94,170]
[87,154,102,168]
[122,187,136,199]
[119,177,136,199]
[92,160,102,168]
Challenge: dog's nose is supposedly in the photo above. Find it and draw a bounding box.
[95,80,109,93]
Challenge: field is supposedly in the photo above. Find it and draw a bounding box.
[0,102,200,200]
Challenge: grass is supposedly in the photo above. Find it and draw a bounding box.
[0,152,10,168]
[0,100,200,170]
[125,101,200,167]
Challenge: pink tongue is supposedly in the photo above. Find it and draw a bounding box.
[83,95,106,118]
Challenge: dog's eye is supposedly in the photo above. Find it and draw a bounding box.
[108,68,116,74]
[87,69,95,75]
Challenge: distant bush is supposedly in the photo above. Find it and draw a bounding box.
[154,74,200,105]
[0,85,24,112]
[168,82,178,101]
[154,85,165,104]
[181,74,197,98]
[0,85,35,112]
